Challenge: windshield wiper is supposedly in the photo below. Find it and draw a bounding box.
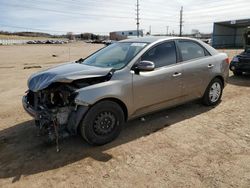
[75,58,85,64]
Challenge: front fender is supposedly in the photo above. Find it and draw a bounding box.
[74,73,133,116]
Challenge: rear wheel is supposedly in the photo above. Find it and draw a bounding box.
[80,101,124,145]
[233,71,242,76]
[202,78,223,106]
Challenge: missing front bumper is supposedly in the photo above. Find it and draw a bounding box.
[22,95,89,142]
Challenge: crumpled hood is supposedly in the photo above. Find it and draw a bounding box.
[28,62,112,92]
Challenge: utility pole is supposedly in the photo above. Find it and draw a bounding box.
[149,25,151,35]
[166,26,169,36]
[136,0,140,37]
[179,6,183,37]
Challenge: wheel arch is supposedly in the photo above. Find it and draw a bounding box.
[202,75,224,106]
[91,97,128,122]
[213,75,225,88]
[202,75,225,99]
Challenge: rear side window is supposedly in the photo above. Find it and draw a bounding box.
[141,41,177,68]
[178,41,206,61]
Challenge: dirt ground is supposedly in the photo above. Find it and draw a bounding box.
[0,42,250,188]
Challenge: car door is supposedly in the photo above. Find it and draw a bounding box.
[176,40,214,100]
[131,41,183,117]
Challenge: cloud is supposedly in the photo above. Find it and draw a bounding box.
[0,0,250,34]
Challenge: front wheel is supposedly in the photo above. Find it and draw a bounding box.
[202,78,223,106]
[80,101,124,145]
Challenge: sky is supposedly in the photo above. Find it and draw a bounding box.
[0,0,250,35]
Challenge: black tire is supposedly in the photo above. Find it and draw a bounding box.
[80,101,124,146]
[233,71,242,76]
[202,78,223,106]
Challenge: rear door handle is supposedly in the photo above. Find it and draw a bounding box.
[172,72,182,77]
[208,64,214,68]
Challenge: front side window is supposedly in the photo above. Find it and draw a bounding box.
[82,42,147,69]
[141,41,177,68]
[178,40,206,61]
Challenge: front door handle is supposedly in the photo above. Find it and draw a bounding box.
[172,72,182,77]
[208,64,214,68]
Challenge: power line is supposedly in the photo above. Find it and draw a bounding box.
[69,0,180,12]
[0,24,67,34]
[185,0,249,12]
[47,0,181,20]
[4,0,249,19]
[19,0,181,20]
[1,2,134,20]
[0,24,111,34]
[24,0,249,22]
[185,5,250,18]
[57,0,178,15]
[70,0,136,8]
[2,1,250,35]
[1,2,180,23]
[33,0,134,15]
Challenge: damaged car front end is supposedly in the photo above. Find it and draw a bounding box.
[22,63,113,144]
[22,41,152,146]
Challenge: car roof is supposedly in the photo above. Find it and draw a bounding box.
[120,36,199,44]
[120,36,219,56]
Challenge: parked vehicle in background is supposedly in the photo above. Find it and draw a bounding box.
[230,27,250,76]
[27,40,37,44]
[85,40,93,43]
[230,50,250,75]
[243,26,250,50]
[26,40,67,45]
[22,37,229,146]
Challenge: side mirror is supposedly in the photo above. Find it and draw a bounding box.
[134,61,155,74]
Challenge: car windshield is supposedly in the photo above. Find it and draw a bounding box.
[81,42,148,69]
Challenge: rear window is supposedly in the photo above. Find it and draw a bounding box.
[178,41,206,61]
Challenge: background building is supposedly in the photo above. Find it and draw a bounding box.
[110,30,143,40]
[212,18,250,48]
[191,29,202,39]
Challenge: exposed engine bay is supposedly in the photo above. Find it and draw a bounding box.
[23,72,113,150]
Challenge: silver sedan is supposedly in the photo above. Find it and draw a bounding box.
[23,37,229,145]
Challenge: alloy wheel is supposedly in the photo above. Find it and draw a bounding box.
[209,82,221,103]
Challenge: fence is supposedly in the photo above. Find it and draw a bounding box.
[0,39,29,45]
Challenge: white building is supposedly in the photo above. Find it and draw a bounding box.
[110,30,143,40]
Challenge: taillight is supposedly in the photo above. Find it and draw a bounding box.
[225,58,230,64]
